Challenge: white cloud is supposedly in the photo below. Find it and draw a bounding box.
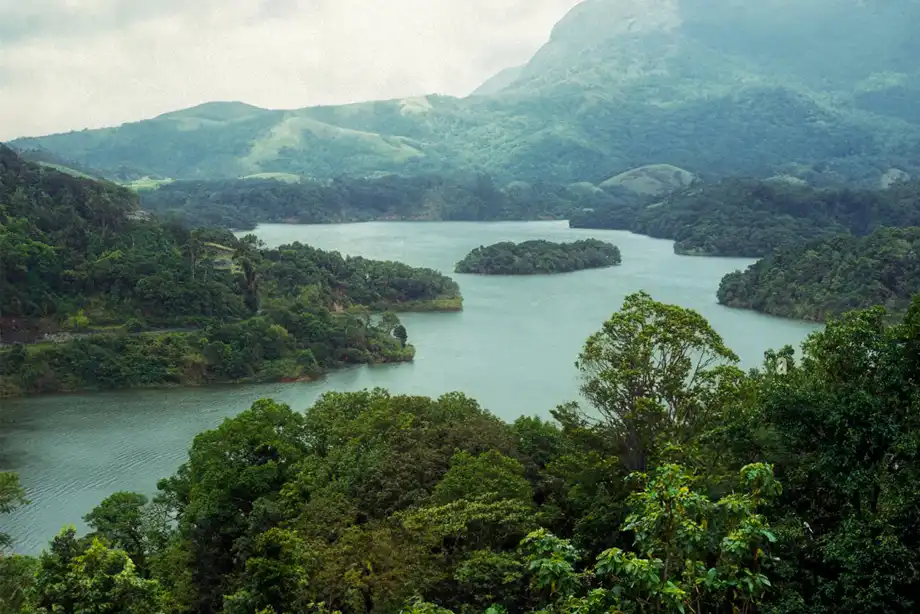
[0,0,582,139]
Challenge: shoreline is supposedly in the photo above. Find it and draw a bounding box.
[0,351,416,400]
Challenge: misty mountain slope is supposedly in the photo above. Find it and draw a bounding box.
[11,0,920,184]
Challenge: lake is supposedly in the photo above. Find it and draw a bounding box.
[0,221,821,553]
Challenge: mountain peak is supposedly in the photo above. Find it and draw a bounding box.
[155,101,269,123]
[548,0,680,44]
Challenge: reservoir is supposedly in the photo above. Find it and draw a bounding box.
[0,221,821,553]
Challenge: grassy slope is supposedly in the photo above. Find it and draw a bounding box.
[10,2,920,184]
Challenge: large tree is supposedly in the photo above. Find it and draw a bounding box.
[563,291,743,473]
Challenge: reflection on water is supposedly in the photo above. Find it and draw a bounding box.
[0,221,821,553]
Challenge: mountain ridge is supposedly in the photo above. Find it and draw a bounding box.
[10,0,920,185]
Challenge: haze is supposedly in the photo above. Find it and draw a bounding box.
[0,0,581,140]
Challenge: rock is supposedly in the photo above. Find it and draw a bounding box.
[599,164,696,197]
[567,181,605,196]
[764,174,809,186]
[880,168,910,189]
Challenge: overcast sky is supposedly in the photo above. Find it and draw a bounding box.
[0,0,583,140]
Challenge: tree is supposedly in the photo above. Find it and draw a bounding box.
[155,399,309,613]
[377,312,401,335]
[509,463,780,614]
[235,235,265,314]
[223,528,318,614]
[431,450,532,505]
[84,492,165,576]
[0,555,37,614]
[65,309,90,331]
[31,528,164,614]
[393,324,408,348]
[0,472,28,551]
[565,292,741,472]
[758,299,920,613]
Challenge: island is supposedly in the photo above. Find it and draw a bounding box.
[455,239,621,275]
[717,226,920,321]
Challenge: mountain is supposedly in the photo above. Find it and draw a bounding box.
[471,65,525,96]
[11,0,920,185]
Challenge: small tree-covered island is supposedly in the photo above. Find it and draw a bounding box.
[455,239,621,275]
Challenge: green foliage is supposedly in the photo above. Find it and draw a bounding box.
[8,293,920,614]
[455,240,621,276]
[65,309,90,331]
[0,144,141,318]
[30,528,164,614]
[431,451,532,505]
[393,324,409,347]
[0,148,466,397]
[0,555,38,614]
[138,174,601,230]
[566,291,742,473]
[12,4,920,189]
[83,492,170,578]
[0,473,29,551]
[572,179,920,257]
[753,297,920,613]
[718,226,920,321]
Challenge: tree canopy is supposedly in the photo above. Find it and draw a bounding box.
[571,179,920,257]
[718,226,920,321]
[0,147,461,397]
[455,239,621,275]
[5,292,920,613]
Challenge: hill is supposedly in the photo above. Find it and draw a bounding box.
[137,174,619,230]
[571,178,920,257]
[718,226,920,321]
[598,165,696,196]
[10,0,920,185]
[0,146,461,396]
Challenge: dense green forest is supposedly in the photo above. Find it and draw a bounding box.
[138,175,618,230]
[717,227,920,321]
[455,239,621,275]
[3,292,919,613]
[571,179,920,257]
[0,145,460,396]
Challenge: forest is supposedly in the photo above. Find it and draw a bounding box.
[2,291,920,614]
[717,226,920,321]
[571,179,920,257]
[455,239,621,275]
[0,146,460,396]
[138,175,618,230]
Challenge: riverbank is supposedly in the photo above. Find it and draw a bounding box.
[381,296,464,312]
[0,340,415,399]
[0,311,418,399]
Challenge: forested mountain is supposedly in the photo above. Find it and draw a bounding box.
[4,292,920,613]
[11,0,920,185]
[718,227,920,321]
[455,239,621,275]
[0,146,460,396]
[138,174,619,230]
[572,178,920,257]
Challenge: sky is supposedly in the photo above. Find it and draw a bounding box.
[0,0,583,140]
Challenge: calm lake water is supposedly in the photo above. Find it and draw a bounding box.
[0,221,821,553]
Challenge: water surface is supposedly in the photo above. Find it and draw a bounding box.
[0,222,820,553]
